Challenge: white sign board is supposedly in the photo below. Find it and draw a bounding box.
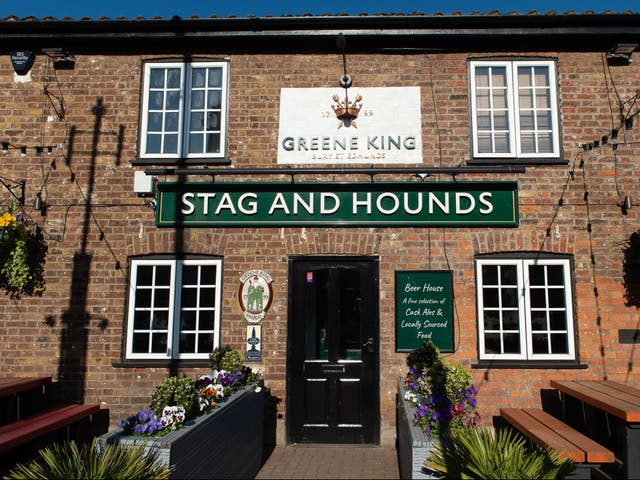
[278,87,423,164]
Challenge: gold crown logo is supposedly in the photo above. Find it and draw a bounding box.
[331,93,363,128]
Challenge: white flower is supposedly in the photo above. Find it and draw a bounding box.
[254,386,262,393]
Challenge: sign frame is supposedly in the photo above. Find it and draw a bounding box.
[395,270,455,353]
[156,181,518,228]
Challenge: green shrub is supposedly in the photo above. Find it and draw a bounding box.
[4,438,172,479]
[209,345,235,371]
[150,376,197,420]
[406,341,440,371]
[219,348,244,372]
[425,426,574,479]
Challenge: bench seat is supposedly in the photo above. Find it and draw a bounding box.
[0,403,100,453]
[500,407,614,464]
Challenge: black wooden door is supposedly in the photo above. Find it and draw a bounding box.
[287,257,379,444]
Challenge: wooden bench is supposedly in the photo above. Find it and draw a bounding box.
[0,403,100,453]
[501,408,614,479]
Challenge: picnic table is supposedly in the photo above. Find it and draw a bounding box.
[0,377,52,398]
[550,379,640,479]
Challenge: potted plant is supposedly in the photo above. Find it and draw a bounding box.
[0,204,46,296]
[99,347,264,479]
[397,342,479,479]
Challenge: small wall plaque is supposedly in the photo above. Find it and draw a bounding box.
[10,51,35,75]
[246,325,262,362]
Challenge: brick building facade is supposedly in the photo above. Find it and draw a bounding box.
[0,12,639,446]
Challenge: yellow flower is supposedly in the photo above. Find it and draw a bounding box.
[0,212,18,229]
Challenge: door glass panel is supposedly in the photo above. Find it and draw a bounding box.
[305,269,329,360]
[338,269,362,361]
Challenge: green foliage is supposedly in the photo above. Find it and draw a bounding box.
[2,239,31,289]
[425,426,574,479]
[406,341,440,371]
[209,345,235,371]
[150,376,197,420]
[219,348,244,372]
[4,438,172,480]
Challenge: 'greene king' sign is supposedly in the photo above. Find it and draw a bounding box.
[156,182,518,227]
[278,87,423,164]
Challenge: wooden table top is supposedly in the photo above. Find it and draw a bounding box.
[0,377,52,397]
[550,379,640,423]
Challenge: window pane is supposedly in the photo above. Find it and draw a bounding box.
[534,67,550,87]
[152,311,169,330]
[198,335,214,354]
[537,133,554,153]
[133,311,150,330]
[156,265,171,285]
[517,67,532,87]
[133,333,149,353]
[549,311,567,330]
[135,288,151,307]
[181,310,197,331]
[493,132,510,153]
[154,289,170,308]
[502,310,519,330]
[484,311,500,330]
[537,112,552,129]
[529,265,545,285]
[191,90,205,109]
[166,68,181,88]
[146,134,161,154]
[503,333,521,353]
[492,92,507,109]
[550,333,569,354]
[475,67,489,87]
[483,287,499,307]
[531,311,547,330]
[137,266,154,286]
[477,133,492,153]
[501,265,517,285]
[206,134,221,153]
[482,265,498,284]
[201,266,217,284]
[493,112,509,130]
[520,112,534,129]
[151,334,167,353]
[208,91,222,109]
[149,69,165,88]
[477,112,491,129]
[530,288,546,308]
[501,287,518,308]
[532,333,549,354]
[182,265,199,285]
[484,333,501,354]
[180,333,195,353]
[192,68,206,88]
[520,133,535,153]
[165,112,179,132]
[190,112,205,130]
[519,91,533,109]
[188,133,203,153]
[535,92,551,109]
[148,112,163,132]
[164,134,178,153]
[165,91,180,110]
[208,67,222,87]
[181,287,198,308]
[148,91,164,109]
[200,310,215,330]
[207,112,220,130]
[200,288,216,307]
[548,289,566,308]
[491,67,507,87]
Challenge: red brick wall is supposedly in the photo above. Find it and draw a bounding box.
[0,49,639,446]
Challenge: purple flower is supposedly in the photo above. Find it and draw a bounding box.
[118,418,126,428]
[416,403,429,418]
[16,214,23,223]
[133,423,145,435]
[137,409,153,422]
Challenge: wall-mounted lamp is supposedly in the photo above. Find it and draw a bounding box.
[20,146,27,157]
[607,43,638,66]
[1,142,8,154]
[133,170,156,197]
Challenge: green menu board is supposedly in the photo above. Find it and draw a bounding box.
[395,270,454,352]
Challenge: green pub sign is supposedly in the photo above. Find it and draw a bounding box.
[156,181,518,227]
[395,270,454,352]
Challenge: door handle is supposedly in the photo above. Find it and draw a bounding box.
[362,338,374,352]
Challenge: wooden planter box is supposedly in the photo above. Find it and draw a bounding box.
[99,386,264,479]
[397,378,439,480]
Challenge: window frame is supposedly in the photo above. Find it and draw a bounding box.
[125,256,223,361]
[138,60,229,164]
[469,59,561,162]
[475,255,576,362]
